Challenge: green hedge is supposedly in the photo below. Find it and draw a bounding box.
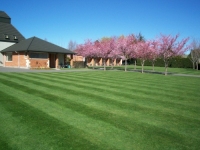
[73,61,85,68]
[136,58,193,68]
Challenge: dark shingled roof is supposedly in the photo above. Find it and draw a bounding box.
[0,22,25,42]
[0,11,25,42]
[0,11,10,19]
[1,36,75,54]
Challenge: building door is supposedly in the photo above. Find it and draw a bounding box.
[49,54,55,68]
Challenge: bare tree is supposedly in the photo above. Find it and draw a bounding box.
[68,40,77,51]
[194,49,200,70]
[188,39,200,70]
[188,50,198,69]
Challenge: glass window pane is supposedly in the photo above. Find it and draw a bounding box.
[29,53,48,58]
[6,52,12,61]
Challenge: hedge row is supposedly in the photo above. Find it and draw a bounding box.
[136,58,193,68]
[74,58,193,69]
[73,61,85,68]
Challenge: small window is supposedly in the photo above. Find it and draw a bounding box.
[13,35,18,40]
[29,53,48,59]
[6,52,12,61]
[5,34,9,39]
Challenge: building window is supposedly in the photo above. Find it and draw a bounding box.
[5,34,9,39]
[29,53,48,59]
[6,52,12,61]
[13,35,18,40]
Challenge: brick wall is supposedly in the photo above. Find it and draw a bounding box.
[4,52,27,67]
[85,57,122,67]
[73,55,84,61]
[29,59,49,68]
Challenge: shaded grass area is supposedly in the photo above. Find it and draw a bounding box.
[0,71,200,149]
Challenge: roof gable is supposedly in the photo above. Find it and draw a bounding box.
[0,11,10,19]
[0,22,25,42]
[1,36,75,54]
[0,10,25,42]
[0,11,11,23]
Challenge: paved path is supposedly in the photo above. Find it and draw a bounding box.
[0,67,93,72]
[0,67,62,72]
[128,69,200,78]
[172,74,200,78]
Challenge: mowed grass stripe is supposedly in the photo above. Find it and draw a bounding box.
[1,73,199,121]
[15,72,200,105]
[0,136,13,150]
[56,70,199,88]
[0,75,186,134]
[0,74,199,143]
[1,72,199,127]
[0,72,200,149]
[25,71,200,102]
[0,84,144,150]
[0,90,112,150]
[20,71,199,100]
[0,84,196,150]
[11,73,200,118]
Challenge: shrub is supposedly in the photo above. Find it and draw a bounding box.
[73,61,85,68]
[136,57,193,68]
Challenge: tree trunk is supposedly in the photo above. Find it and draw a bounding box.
[196,62,199,70]
[125,59,127,72]
[104,58,106,71]
[93,58,95,70]
[165,62,168,75]
[134,60,136,70]
[141,60,145,73]
[152,61,155,71]
[193,62,195,69]
[92,58,94,69]
[111,59,114,70]
[141,63,144,73]
[152,63,154,71]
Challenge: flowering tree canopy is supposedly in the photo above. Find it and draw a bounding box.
[137,40,152,73]
[75,33,190,74]
[97,38,115,70]
[116,35,137,71]
[148,40,159,71]
[158,34,190,75]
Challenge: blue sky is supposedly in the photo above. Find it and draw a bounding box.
[1,0,200,48]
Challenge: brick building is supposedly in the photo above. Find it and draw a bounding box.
[0,11,74,69]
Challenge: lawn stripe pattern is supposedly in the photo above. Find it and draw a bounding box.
[0,71,200,149]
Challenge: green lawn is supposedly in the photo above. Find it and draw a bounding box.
[0,71,200,150]
[89,65,200,75]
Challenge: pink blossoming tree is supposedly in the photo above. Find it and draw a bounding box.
[137,40,152,73]
[158,34,190,75]
[148,40,159,71]
[116,35,136,71]
[109,39,120,69]
[76,40,97,69]
[97,38,115,71]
